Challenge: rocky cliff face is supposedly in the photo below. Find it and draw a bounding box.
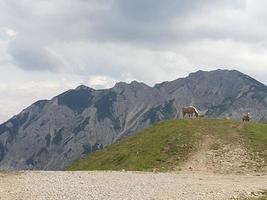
[0,69,266,170]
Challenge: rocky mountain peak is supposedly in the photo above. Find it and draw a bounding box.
[113,81,151,93]
[187,69,241,79]
[0,69,266,170]
[75,85,95,91]
[114,81,128,88]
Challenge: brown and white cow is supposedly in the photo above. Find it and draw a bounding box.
[182,106,199,118]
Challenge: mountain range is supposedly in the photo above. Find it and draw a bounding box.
[0,69,267,170]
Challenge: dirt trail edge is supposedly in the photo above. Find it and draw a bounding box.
[180,135,267,175]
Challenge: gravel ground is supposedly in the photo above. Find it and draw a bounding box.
[0,171,267,200]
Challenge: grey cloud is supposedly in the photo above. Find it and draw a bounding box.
[2,0,247,43]
[0,0,266,74]
[112,0,244,23]
[113,0,196,22]
[88,0,246,43]
[8,37,61,71]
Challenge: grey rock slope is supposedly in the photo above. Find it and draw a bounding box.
[0,69,267,170]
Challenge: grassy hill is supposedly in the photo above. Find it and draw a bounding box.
[67,119,267,172]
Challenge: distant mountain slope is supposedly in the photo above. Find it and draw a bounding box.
[0,69,267,170]
[68,119,267,173]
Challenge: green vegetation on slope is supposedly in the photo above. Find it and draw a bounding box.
[258,191,267,200]
[253,194,267,200]
[67,119,267,171]
[243,190,267,200]
[245,123,267,162]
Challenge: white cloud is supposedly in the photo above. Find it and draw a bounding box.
[87,76,117,89]
[0,64,84,123]
[6,29,17,38]
[50,41,195,85]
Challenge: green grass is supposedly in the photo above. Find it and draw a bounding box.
[245,123,267,162]
[242,191,267,200]
[258,191,267,200]
[255,195,267,200]
[67,118,267,171]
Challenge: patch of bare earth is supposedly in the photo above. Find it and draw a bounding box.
[180,136,267,175]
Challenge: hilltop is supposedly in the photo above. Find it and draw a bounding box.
[68,119,267,174]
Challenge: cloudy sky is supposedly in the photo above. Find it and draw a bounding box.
[0,0,267,123]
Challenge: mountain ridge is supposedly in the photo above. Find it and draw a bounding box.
[0,69,267,170]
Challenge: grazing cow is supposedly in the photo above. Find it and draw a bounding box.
[182,106,199,118]
[242,112,251,122]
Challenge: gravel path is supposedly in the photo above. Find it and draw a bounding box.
[0,171,267,200]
